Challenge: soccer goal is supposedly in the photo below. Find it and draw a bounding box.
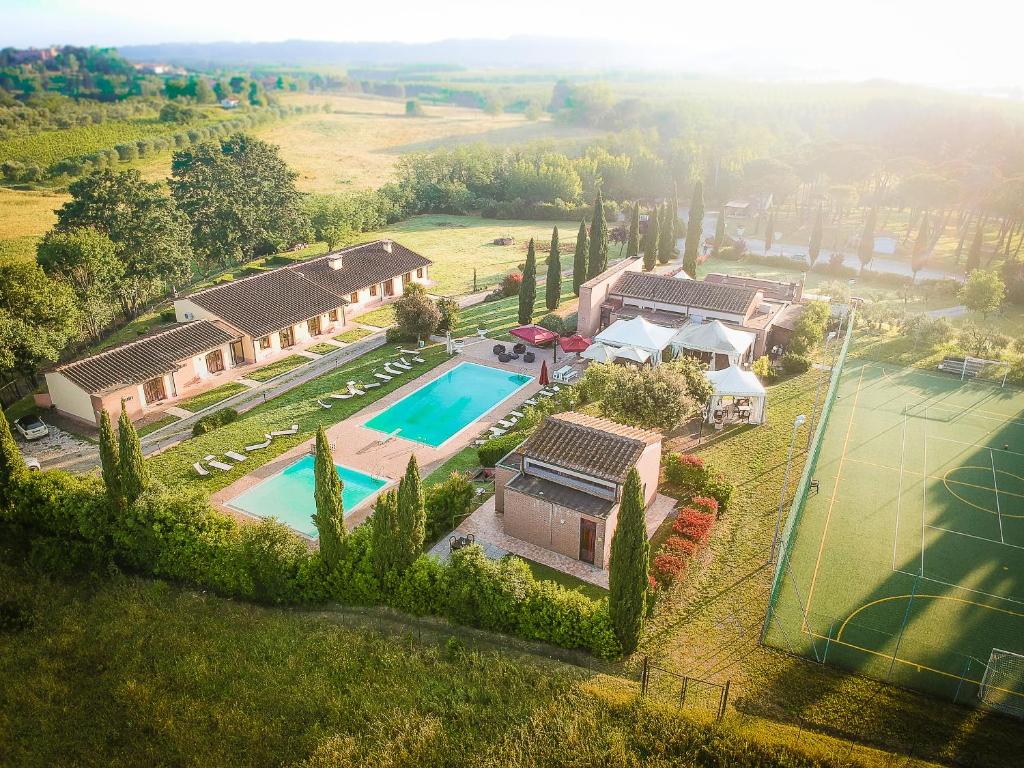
[978,649,1024,717]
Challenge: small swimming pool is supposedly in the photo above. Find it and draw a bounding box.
[365,361,532,447]
[226,455,387,538]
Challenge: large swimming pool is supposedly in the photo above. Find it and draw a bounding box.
[227,455,387,538]
[365,361,532,447]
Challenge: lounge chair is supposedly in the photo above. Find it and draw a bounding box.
[394,359,413,370]
[497,420,514,428]
[270,424,299,437]
[317,399,332,409]
[383,363,404,376]
[538,390,554,398]
[551,385,561,391]
[488,427,507,437]
[209,460,233,471]
[363,381,381,389]
[474,439,487,446]
[400,348,422,356]
[193,462,210,477]
[330,392,354,400]
[203,454,215,462]
[374,371,393,381]
[347,381,365,395]
[225,451,247,462]
[510,411,524,418]
[524,398,537,406]
[245,434,273,451]
[412,356,426,363]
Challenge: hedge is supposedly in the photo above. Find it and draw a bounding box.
[191,407,239,437]
[477,432,526,467]
[662,452,735,513]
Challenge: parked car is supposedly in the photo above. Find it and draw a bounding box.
[23,456,41,471]
[13,414,49,441]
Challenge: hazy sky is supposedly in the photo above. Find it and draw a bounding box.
[3,0,1021,88]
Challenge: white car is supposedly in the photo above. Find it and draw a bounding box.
[13,414,49,441]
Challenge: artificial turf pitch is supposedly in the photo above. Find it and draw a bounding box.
[765,357,1024,706]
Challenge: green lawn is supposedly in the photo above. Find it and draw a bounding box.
[306,342,342,355]
[516,557,608,601]
[353,305,396,328]
[136,414,181,437]
[176,382,249,413]
[148,345,449,494]
[244,354,310,383]
[424,445,481,487]
[2,395,38,425]
[455,285,578,340]
[334,326,376,343]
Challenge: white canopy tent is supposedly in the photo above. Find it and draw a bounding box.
[594,316,678,366]
[613,345,652,364]
[673,320,756,370]
[704,365,767,425]
[581,342,616,363]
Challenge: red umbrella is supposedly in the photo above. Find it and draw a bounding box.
[510,324,558,346]
[538,359,550,386]
[558,334,592,353]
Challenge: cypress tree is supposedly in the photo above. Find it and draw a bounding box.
[712,209,726,258]
[545,226,561,311]
[572,220,588,295]
[625,203,640,260]
[519,238,537,325]
[608,467,649,654]
[657,202,674,265]
[396,454,426,571]
[117,403,148,505]
[857,206,877,274]
[911,213,931,282]
[683,181,704,276]
[642,206,659,271]
[312,425,346,568]
[371,488,400,581]
[808,204,824,266]
[98,409,123,513]
[0,410,27,518]
[966,221,984,273]
[587,192,608,278]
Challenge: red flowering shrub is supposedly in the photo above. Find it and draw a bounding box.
[663,536,698,557]
[653,552,687,584]
[673,508,715,544]
[500,271,523,297]
[663,452,707,488]
[690,495,719,516]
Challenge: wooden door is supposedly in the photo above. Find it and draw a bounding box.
[143,377,166,404]
[206,349,224,374]
[579,519,597,564]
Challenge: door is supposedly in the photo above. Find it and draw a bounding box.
[279,328,294,348]
[383,279,395,297]
[205,349,225,374]
[229,339,245,366]
[579,519,597,564]
[307,316,321,336]
[143,376,166,405]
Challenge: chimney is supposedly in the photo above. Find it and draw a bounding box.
[382,239,393,254]
[328,255,344,271]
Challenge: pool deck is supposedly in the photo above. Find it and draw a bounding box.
[211,340,555,531]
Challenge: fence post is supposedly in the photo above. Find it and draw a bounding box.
[679,677,689,709]
[953,657,973,704]
[718,680,731,721]
[640,656,649,697]
[822,617,837,664]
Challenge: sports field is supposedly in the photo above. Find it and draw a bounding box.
[765,355,1024,710]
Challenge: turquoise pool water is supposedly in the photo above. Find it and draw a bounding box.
[365,362,532,447]
[227,455,387,538]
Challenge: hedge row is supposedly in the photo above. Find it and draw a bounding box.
[662,452,735,512]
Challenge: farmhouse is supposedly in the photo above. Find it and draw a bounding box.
[494,412,662,569]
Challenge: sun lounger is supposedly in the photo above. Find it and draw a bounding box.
[524,398,537,406]
[225,451,247,462]
[394,359,413,369]
[245,434,273,451]
[510,411,524,418]
[193,462,210,477]
[363,381,381,389]
[330,392,354,400]
[346,381,366,395]
[383,363,404,376]
[270,424,299,437]
[203,454,215,462]
[538,390,554,398]
[488,427,506,437]
[374,372,392,381]
[497,420,514,428]
[209,460,233,471]
[551,385,561,391]
[474,439,487,446]
[317,399,332,409]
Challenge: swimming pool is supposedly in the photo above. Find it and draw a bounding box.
[226,455,387,538]
[365,361,532,447]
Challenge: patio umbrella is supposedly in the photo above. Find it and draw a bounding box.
[539,359,550,386]
[510,324,558,346]
[558,334,592,353]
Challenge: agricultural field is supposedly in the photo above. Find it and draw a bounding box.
[0,187,67,261]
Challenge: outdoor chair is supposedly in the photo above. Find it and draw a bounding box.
[317,399,332,409]
[347,381,365,395]
[374,371,393,381]
[225,451,247,462]
[245,434,273,451]
[393,359,412,370]
[363,381,381,389]
[513,343,527,354]
[193,462,210,477]
[330,392,354,399]
[270,424,299,437]
[209,460,233,471]
[510,411,524,418]
[492,344,506,356]
[523,351,535,363]
[524,398,537,405]
[498,353,511,363]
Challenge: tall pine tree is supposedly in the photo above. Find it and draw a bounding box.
[312,425,346,568]
[683,182,704,276]
[712,209,726,258]
[98,409,123,513]
[572,220,588,295]
[396,454,426,572]
[545,226,561,311]
[0,409,27,518]
[371,488,400,581]
[608,468,649,654]
[625,203,640,260]
[642,206,659,271]
[808,205,824,266]
[587,192,608,278]
[858,206,877,274]
[657,202,674,265]
[519,238,537,325]
[117,403,148,505]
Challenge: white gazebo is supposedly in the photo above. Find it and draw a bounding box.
[705,365,767,426]
[594,316,679,366]
[613,345,652,365]
[673,320,756,370]
[581,342,616,364]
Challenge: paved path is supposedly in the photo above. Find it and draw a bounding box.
[926,305,968,319]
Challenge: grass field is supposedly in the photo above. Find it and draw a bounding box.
[176,381,249,412]
[765,356,1024,707]
[244,354,310,382]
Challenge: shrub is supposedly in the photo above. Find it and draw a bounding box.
[652,552,687,584]
[702,473,735,513]
[781,353,811,374]
[752,355,774,379]
[537,313,563,335]
[690,495,719,516]
[424,472,475,544]
[191,407,239,436]
[663,453,705,488]
[673,508,715,544]
[435,296,460,334]
[500,271,523,297]
[159,307,176,322]
[477,432,525,467]
[663,536,697,557]
[561,312,578,333]
[385,325,415,344]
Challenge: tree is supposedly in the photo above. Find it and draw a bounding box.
[37,228,124,340]
[581,362,704,431]
[312,425,346,568]
[545,227,562,311]
[117,404,149,506]
[572,220,588,295]
[608,467,649,654]
[764,210,776,253]
[911,213,931,282]
[857,206,877,274]
[395,454,426,572]
[170,133,308,270]
[642,206,659,271]
[0,409,27,519]
[587,192,608,278]
[519,238,538,325]
[371,488,400,580]
[194,78,216,104]
[405,99,424,117]
[626,203,640,260]
[965,222,984,273]
[658,202,675,265]
[788,301,830,356]
[959,269,1006,318]
[394,282,440,342]
[712,210,726,259]
[808,205,824,266]
[435,297,460,334]
[97,409,123,513]
[54,170,192,316]
[683,182,704,276]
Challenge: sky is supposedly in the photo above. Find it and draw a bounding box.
[3,0,1022,89]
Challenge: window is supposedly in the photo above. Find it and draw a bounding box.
[349,292,359,303]
[383,279,395,297]
[258,336,271,350]
[279,328,294,348]
[307,316,321,336]
[328,309,339,322]
[230,339,245,365]
[369,284,378,297]
[205,349,225,374]
[416,268,424,279]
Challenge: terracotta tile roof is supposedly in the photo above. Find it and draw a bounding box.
[611,272,757,316]
[185,240,431,338]
[52,320,237,394]
[703,272,800,301]
[519,412,661,483]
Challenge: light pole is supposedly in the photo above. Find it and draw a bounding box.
[770,413,806,564]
